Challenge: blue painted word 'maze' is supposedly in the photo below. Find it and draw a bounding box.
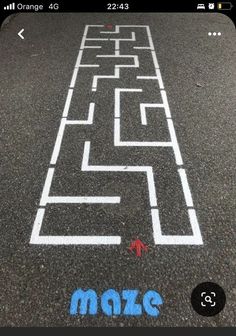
[69,289,163,317]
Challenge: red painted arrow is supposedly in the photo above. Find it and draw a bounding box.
[128,239,148,257]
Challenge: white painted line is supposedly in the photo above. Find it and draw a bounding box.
[155,68,164,90]
[50,118,66,164]
[140,103,166,125]
[80,36,86,49]
[114,118,120,145]
[100,26,148,44]
[86,166,151,172]
[83,46,102,49]
[80,27,88,49]
[81,141,90,169]
[116,56,139,68]
[118,25,149,28]
[87,101,95,124]
[81,141,158,210]
[154,234,203,245]
[47,196,120,204]
[115,90,121,118]
[151,50,160,69]
[86,38,109,41]
[97,55,137,58]
[70,67,79,88]
[137,74,164,91]
[40,168,55,206]
[188,209,203,244]
[146,26,154,50]
[31,236,121,245]
[92,67,120,92]
[166,119,183,165]
[115,88,142,118]
[160,90,171,118]
[117,141,172,147]
[83,25,89,35]
[80,25,104,49]
[151,209,162,244]
[82,142,149,172]
[87,25,104,27]
[78,64,100,68]
[140,104,147,125]
[30,208,45,244]
[114,95,172,146]
[133,47,151,49]
[115,40,119,50]
[97,55,139,69]
[75,50,83,68]
[147,168,158,207]
[110,32,136,42]
[178,169,194,207]
[137,73,164,90]
[62,89,73,117]
[137,76,158,79]
[151,209,203,245]
[84,164,151,172]
[141,103,165,108]
[115,118,170,146]
[66,102,95,125]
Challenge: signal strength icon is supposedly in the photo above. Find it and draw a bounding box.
[4,2,15,10]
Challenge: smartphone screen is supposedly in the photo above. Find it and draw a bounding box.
[0,0,235,330]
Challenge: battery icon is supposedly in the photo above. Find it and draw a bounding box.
[217,2,233,10]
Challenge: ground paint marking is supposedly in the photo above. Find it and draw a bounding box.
[31,25,203,246]
[128,239,148,257]
[81,141,158,208]
[30,25,122,245]
[65,102,95,125]
[69,289,163,316]
[92,67,120,92]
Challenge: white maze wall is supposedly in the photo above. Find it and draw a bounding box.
[30,25,203,246]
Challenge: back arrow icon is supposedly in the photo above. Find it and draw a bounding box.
[18,29,24,40]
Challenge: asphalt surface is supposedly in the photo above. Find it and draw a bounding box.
[0,13,235,327]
